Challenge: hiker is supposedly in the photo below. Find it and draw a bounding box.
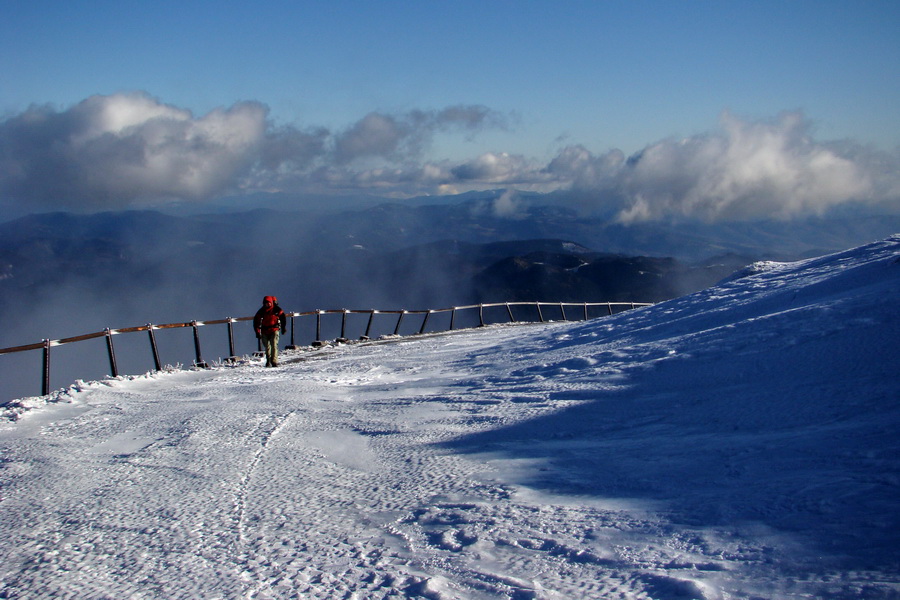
[254,296,287,367]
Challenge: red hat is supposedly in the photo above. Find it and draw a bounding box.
[263,295,277,304]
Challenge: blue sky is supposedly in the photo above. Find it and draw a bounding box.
[1,0,899,219]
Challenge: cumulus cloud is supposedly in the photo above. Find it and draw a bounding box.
[0,93,269,207]
[452,152,535,182]
[548,110,900,222]
[490,189,529,219]
[334,113,408,163]
[0,93,510,209]
[333,105,507,164]
[1,95,897,221]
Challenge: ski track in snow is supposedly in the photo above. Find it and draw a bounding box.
[1,236,899,599]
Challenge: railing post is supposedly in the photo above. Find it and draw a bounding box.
[310,310,328,348]
[105,328,119,377]
[3,300,653,395]
[419,310,432,335]
[226,318,241,362]
[362,310,376,340]
[285,315,298,350]
[393,311,406,336]
[227,319,236,358]
[192,321,208,368]
[147,325,162,371]
[42,339,51,396]
[338,310,349,342]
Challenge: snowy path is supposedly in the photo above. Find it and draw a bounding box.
[4,331,706,600]
[1,236,899,599]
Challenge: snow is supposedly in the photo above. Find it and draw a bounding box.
[1,236,899,599]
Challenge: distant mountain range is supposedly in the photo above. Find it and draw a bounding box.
[2,190,898,347]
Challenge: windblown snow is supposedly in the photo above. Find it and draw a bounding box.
[1,236,899,600]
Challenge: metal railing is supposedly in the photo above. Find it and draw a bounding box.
[1,301,651,399]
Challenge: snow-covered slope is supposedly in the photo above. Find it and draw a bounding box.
[1,236,898,599]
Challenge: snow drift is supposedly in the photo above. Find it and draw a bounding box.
[1,235,898,599]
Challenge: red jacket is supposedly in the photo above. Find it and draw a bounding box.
[254,296,286,335]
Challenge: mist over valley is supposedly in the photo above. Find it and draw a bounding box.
[5,190,899,348]
[2,189,898,403]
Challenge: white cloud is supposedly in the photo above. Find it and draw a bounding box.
[491,189,528,219]
[1,96,897,221]
[0,94,512,209]
[550,110,900,222]
[334,113,407,163]
[450,152,550,184]
[332,106,509,164]
[0,92,269,207]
